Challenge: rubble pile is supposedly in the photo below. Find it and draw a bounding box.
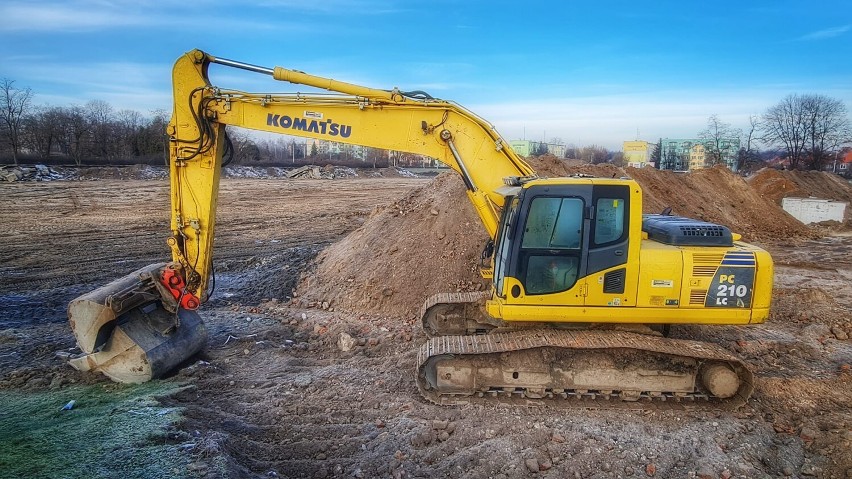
[0,164,418,181]
[283,165,358,179]
[0,164,70,182]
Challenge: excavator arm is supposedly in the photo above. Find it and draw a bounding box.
[67,49,536,382]
[168,49,535,301]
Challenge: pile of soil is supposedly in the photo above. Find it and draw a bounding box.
[749,168,852,224]
[296,173,488,319]
[296,159,818,318]
[629,166,816,241]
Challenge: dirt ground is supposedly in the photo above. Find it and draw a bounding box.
[1,173,851,479]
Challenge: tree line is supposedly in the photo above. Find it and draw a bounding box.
[2,78,849,171]
[0,78,431,168]
[648,94,850,173]
[1,79,171,166]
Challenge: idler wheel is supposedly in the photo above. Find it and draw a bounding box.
[701,362,740,398]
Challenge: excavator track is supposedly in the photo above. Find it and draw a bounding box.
[416,328,754,410]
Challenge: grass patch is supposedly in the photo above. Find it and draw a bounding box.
[0,382,194,479]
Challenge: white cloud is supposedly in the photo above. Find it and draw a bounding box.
[0,1,294,32]
[469,87,849,150]
[0,2,151,32]
[797,24,851,41]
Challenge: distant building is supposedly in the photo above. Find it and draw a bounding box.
[833,150,852,176]
[509,140,565,158]
[659,138,740,172]
[623,141,653,168]
[311,139,370,159]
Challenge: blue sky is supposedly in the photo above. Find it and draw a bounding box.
[1,0,850,149]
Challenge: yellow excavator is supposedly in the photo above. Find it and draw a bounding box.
[67,49,773,409]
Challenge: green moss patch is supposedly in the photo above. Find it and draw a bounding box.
[0,382,194,479]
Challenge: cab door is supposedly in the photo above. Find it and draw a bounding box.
[583,184,636,307]
[497,185,592,307]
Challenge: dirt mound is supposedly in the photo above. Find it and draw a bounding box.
[297,162,817,318]
[749,168,852,224]
[296,173,487,318]
[530,159,813,241]
[630,165,815,241]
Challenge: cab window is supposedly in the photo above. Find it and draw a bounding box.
[594,197,625,245]
[522,197,583,249]
[520,197,583,295]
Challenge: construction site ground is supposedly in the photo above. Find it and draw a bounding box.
[0,167,850,479]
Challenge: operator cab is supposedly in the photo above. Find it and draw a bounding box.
[492,179,638,305]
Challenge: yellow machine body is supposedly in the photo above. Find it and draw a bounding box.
[67,49,773,398]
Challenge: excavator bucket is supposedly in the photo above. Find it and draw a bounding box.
[67,263,207,383]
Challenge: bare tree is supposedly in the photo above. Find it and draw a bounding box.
[736,115,761,172]
[225,127,260,164]
[579,145,609,164]
[801,95,850,170]
[115,109,144,157]
[762,95,807,169]
[761,94,850,170]
[23,106,64,159]
[55,106,91,166]
[86,99,116,160]
[0,78,33,164]
[699,115,741,169]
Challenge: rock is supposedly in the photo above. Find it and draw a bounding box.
[338,333,357,352]
[301,312,308,320]
[321,301,330,310]
[315,467,328,478]
[430,208,439,216]
[27,377,49,388]
[410,431,434,447]
[832,326,848,340]
[551,433,565,443]
[433,420,449,430]
[782,466,794,476]
[800,427,819,442]
[696,464,714,479]
[800,464,818,476]
[646,463,656,476]
[438,431,450,442]
[524,458,540,473]
[49,376,65,389]
[720,469,731,479]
